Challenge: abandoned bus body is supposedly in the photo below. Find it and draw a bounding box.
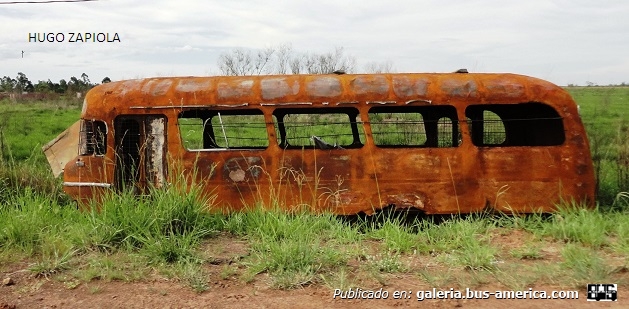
[43,73,595,214]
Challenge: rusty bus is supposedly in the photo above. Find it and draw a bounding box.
[43,72,596,214]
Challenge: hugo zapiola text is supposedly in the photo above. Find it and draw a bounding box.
[28,33,121,43]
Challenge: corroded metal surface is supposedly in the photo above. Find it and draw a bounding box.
[42,120,81,177]
[52,73,596,214]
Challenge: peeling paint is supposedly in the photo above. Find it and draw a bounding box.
[483,78,525,99]
[141,79,172,96]
[392,76,430,98]
[176,79,213,93]
[229,169,246,182]
[261,78,299,100]
[146,117,165,187]
[224,157,263,183]
[440,79,478,98]
[351,75,389,95]
[218,80,254,99]
[386,194,426,209]
[306,76,341,97]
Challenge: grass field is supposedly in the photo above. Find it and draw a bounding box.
[0,87,628,295]
[566,87,629,205]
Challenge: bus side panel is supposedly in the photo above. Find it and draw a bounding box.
[179,150,272,212]
[366,148,485,214]
[476,145,594,211]
[63,155,115,209]
[274,149,373,214]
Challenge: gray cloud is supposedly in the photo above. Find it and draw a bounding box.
[1,0,628,85]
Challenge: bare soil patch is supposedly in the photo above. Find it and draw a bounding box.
[1,230,625,308]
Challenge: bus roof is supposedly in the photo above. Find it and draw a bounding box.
[83,73,574,117]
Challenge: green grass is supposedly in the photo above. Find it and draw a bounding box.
[566,87,629,121]
[1,184,629,290]
[1,88,629,292]
[0,98,81,163]
[538,203,611,247]
[565,87,629,205]
[561,244,609,284]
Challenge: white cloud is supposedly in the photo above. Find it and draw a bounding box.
[1,0,628,85]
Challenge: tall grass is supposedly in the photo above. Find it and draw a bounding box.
[224,207,350,288]
[538,203,611,247]
[566,87,629,206]
[0,163,225,290]
[1,90,629,291]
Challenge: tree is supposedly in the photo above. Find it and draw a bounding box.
[101,77,111,84]
[46,79,58,93]
[217,45,360,76]
[0,76,16,92]
[15,72,34,93]
[34,80,51,93]
[57,79,68,94]
[301,47,356,74]
[80,73,91,89]
[218,47,275,76]
[364,60,395,74]
[68,76,81,93]
[274,43,293,74]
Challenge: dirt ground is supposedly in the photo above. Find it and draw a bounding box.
[0,271,623,309]
[1,231,625,308]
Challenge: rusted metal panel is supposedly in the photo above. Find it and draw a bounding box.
[392,76,431,98]
[62,154,114,209]
[350,75,390,97]
[51,73,596,214]
[306,76,342,98]
[218,79,254,99]
[261,77,300,100]
[439,78,479,98]
[42,120,81,177]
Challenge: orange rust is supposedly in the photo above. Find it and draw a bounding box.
[51,73,596,214]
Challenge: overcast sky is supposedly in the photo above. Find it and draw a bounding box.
[1,0,628,86]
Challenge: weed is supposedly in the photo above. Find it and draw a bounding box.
[141,233,200,264]
[367,219,419,254]
[418,216,494,254]
[492,265,540,291]
[220,264,239,280]
[510,244,543,260]
[75,253,149,282]
[455,241,498,271]
[271,269,317,289]
[319,267,354,290]
[88,284,102,294]
[178,262,209,293]
[418,267,455,288]
[63,278,81,290]
[366,250,408,273]
[541,203,610,247]
[561,244,609,284]
[29,247,77,278]
[613,191,629,209]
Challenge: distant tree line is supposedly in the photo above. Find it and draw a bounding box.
[2,45,396,97]
[567,81,628,87]
[0,72,111,95]
[217,44,395,76]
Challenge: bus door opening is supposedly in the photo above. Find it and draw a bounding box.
[114,116,167,192]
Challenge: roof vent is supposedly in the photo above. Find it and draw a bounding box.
[454,69,468,73]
